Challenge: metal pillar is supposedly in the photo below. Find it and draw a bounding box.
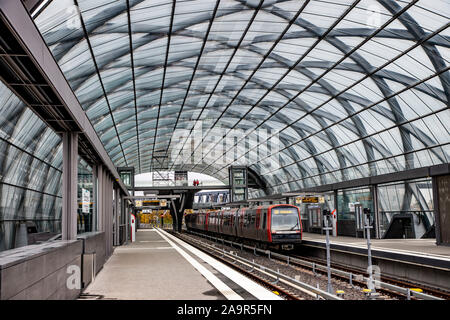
[105,176,113,257]
[62,132,78,240]
[333,190,339,236]
[371,185,380,239]
[323,209,333,294]
[92,165,98,232]
[114,187,120,246]
[125,201,129,244]
[97,165,104,232]
[432,176,442,245]
[364,208,375,292]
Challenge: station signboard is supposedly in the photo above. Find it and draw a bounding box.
[301,196,319,203]
[82,188,90,213]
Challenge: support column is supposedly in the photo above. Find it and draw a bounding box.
[114,187,120,246]
[92,166,98,231]
[333,190,339,236]
[372,185,380,239]
[125,201,129,244]
[433,175,450,246]
[97,165,104,232]
[105,176,113,257]
[62,132,78,240]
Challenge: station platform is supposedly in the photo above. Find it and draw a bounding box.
[302,233,450,265]
[82,228,282,300]
[300,232,450,291]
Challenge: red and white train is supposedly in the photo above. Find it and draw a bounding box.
[185,204,302,250]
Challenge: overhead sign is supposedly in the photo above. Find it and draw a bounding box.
[82,188,90,213]
[160,199,167,207]
[301,196,319,203]
[135,200,143,207]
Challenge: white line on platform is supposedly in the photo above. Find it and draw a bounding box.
[304,238,450,261]
[154,228,243,300]
[114,247,174,250]
[157,228,283,301]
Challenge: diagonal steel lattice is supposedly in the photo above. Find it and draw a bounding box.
[30,0,449,193]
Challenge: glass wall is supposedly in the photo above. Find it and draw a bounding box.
[337,187,374,221]
[336,187,374,236]
[377,178,434,238]
[0,82,63,252]
[77,158,96,234]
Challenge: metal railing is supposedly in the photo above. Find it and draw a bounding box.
[179,230,342,300]
[185,230,444,300]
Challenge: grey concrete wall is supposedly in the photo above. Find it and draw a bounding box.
[77,232,106,287]
[0,232,110,300]
[0,240,83,300]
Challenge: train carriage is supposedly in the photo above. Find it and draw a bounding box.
[186,204,302,250]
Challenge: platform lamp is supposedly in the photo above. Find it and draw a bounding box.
[322,209,333,294]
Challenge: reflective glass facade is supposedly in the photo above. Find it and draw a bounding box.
[33,0,449,194]
[1,0,449,251]
[0,82,63,251]
[78,157,96,233]
[377,178,434,238]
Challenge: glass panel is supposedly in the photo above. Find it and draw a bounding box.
[77,157,96,234]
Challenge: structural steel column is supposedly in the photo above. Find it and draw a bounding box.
[432,175,450,246]
[105,176,110,257]
[114,187,120,246]
[371,185,380,239]
[125,200,129,244]
[62,132,78,240]
[92,166,98,231]
[333,190,339,236]
[106,176,113,256]
[97,165,104,232]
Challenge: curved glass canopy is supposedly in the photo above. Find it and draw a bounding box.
[33,0,450,194]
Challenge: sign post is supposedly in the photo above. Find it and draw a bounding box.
[323,209,333,294]
[364,207,376,295]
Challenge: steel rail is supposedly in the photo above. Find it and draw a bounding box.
[185,229,445,300]
[175,230,343,300]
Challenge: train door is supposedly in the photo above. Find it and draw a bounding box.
[233,209,239,237]
[308,205,322,234]
[255,207,262,241]
[238,208,245,238]
[248,209,257,240]
[219,210,224,234]
[261,209,268,242]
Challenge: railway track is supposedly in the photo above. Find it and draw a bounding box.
[170,231,343,300]
[291,253,450,300]
[177,229,447,300]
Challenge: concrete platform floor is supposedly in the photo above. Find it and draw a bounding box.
[302,232,450,259]
[82,229,281,300]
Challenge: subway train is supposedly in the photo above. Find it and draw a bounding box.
[185,204,302,250]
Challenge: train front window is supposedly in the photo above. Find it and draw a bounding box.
[271,207,300,232]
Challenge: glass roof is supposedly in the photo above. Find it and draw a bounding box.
[33,0,450,193]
